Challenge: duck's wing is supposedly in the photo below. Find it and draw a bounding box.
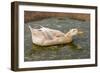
[39,26,54,40]
[40,26,63,33]
[40,26,65,38]
[43,31,54,40]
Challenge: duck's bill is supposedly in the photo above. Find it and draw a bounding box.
[77,31,84,37]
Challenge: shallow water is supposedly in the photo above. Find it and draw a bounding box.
[24,17,90,61]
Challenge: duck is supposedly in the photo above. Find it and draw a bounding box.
[28,25,83,46]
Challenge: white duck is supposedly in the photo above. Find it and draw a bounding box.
[28,25,83,46]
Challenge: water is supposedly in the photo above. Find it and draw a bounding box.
[24,17,90,61]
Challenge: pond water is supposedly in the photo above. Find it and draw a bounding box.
[24,17,90,61]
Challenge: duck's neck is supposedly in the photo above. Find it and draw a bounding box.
[64,32,75,43]
[65,32,73,38]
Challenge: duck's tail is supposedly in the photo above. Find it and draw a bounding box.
[28,24,33,32]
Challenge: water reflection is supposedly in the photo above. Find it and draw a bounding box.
[24,42,85,61]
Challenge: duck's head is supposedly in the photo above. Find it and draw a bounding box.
[68,28,84,36]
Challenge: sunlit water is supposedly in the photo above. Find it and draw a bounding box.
[24,17,90,61]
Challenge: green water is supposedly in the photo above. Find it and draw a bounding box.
[24,17,90,61]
